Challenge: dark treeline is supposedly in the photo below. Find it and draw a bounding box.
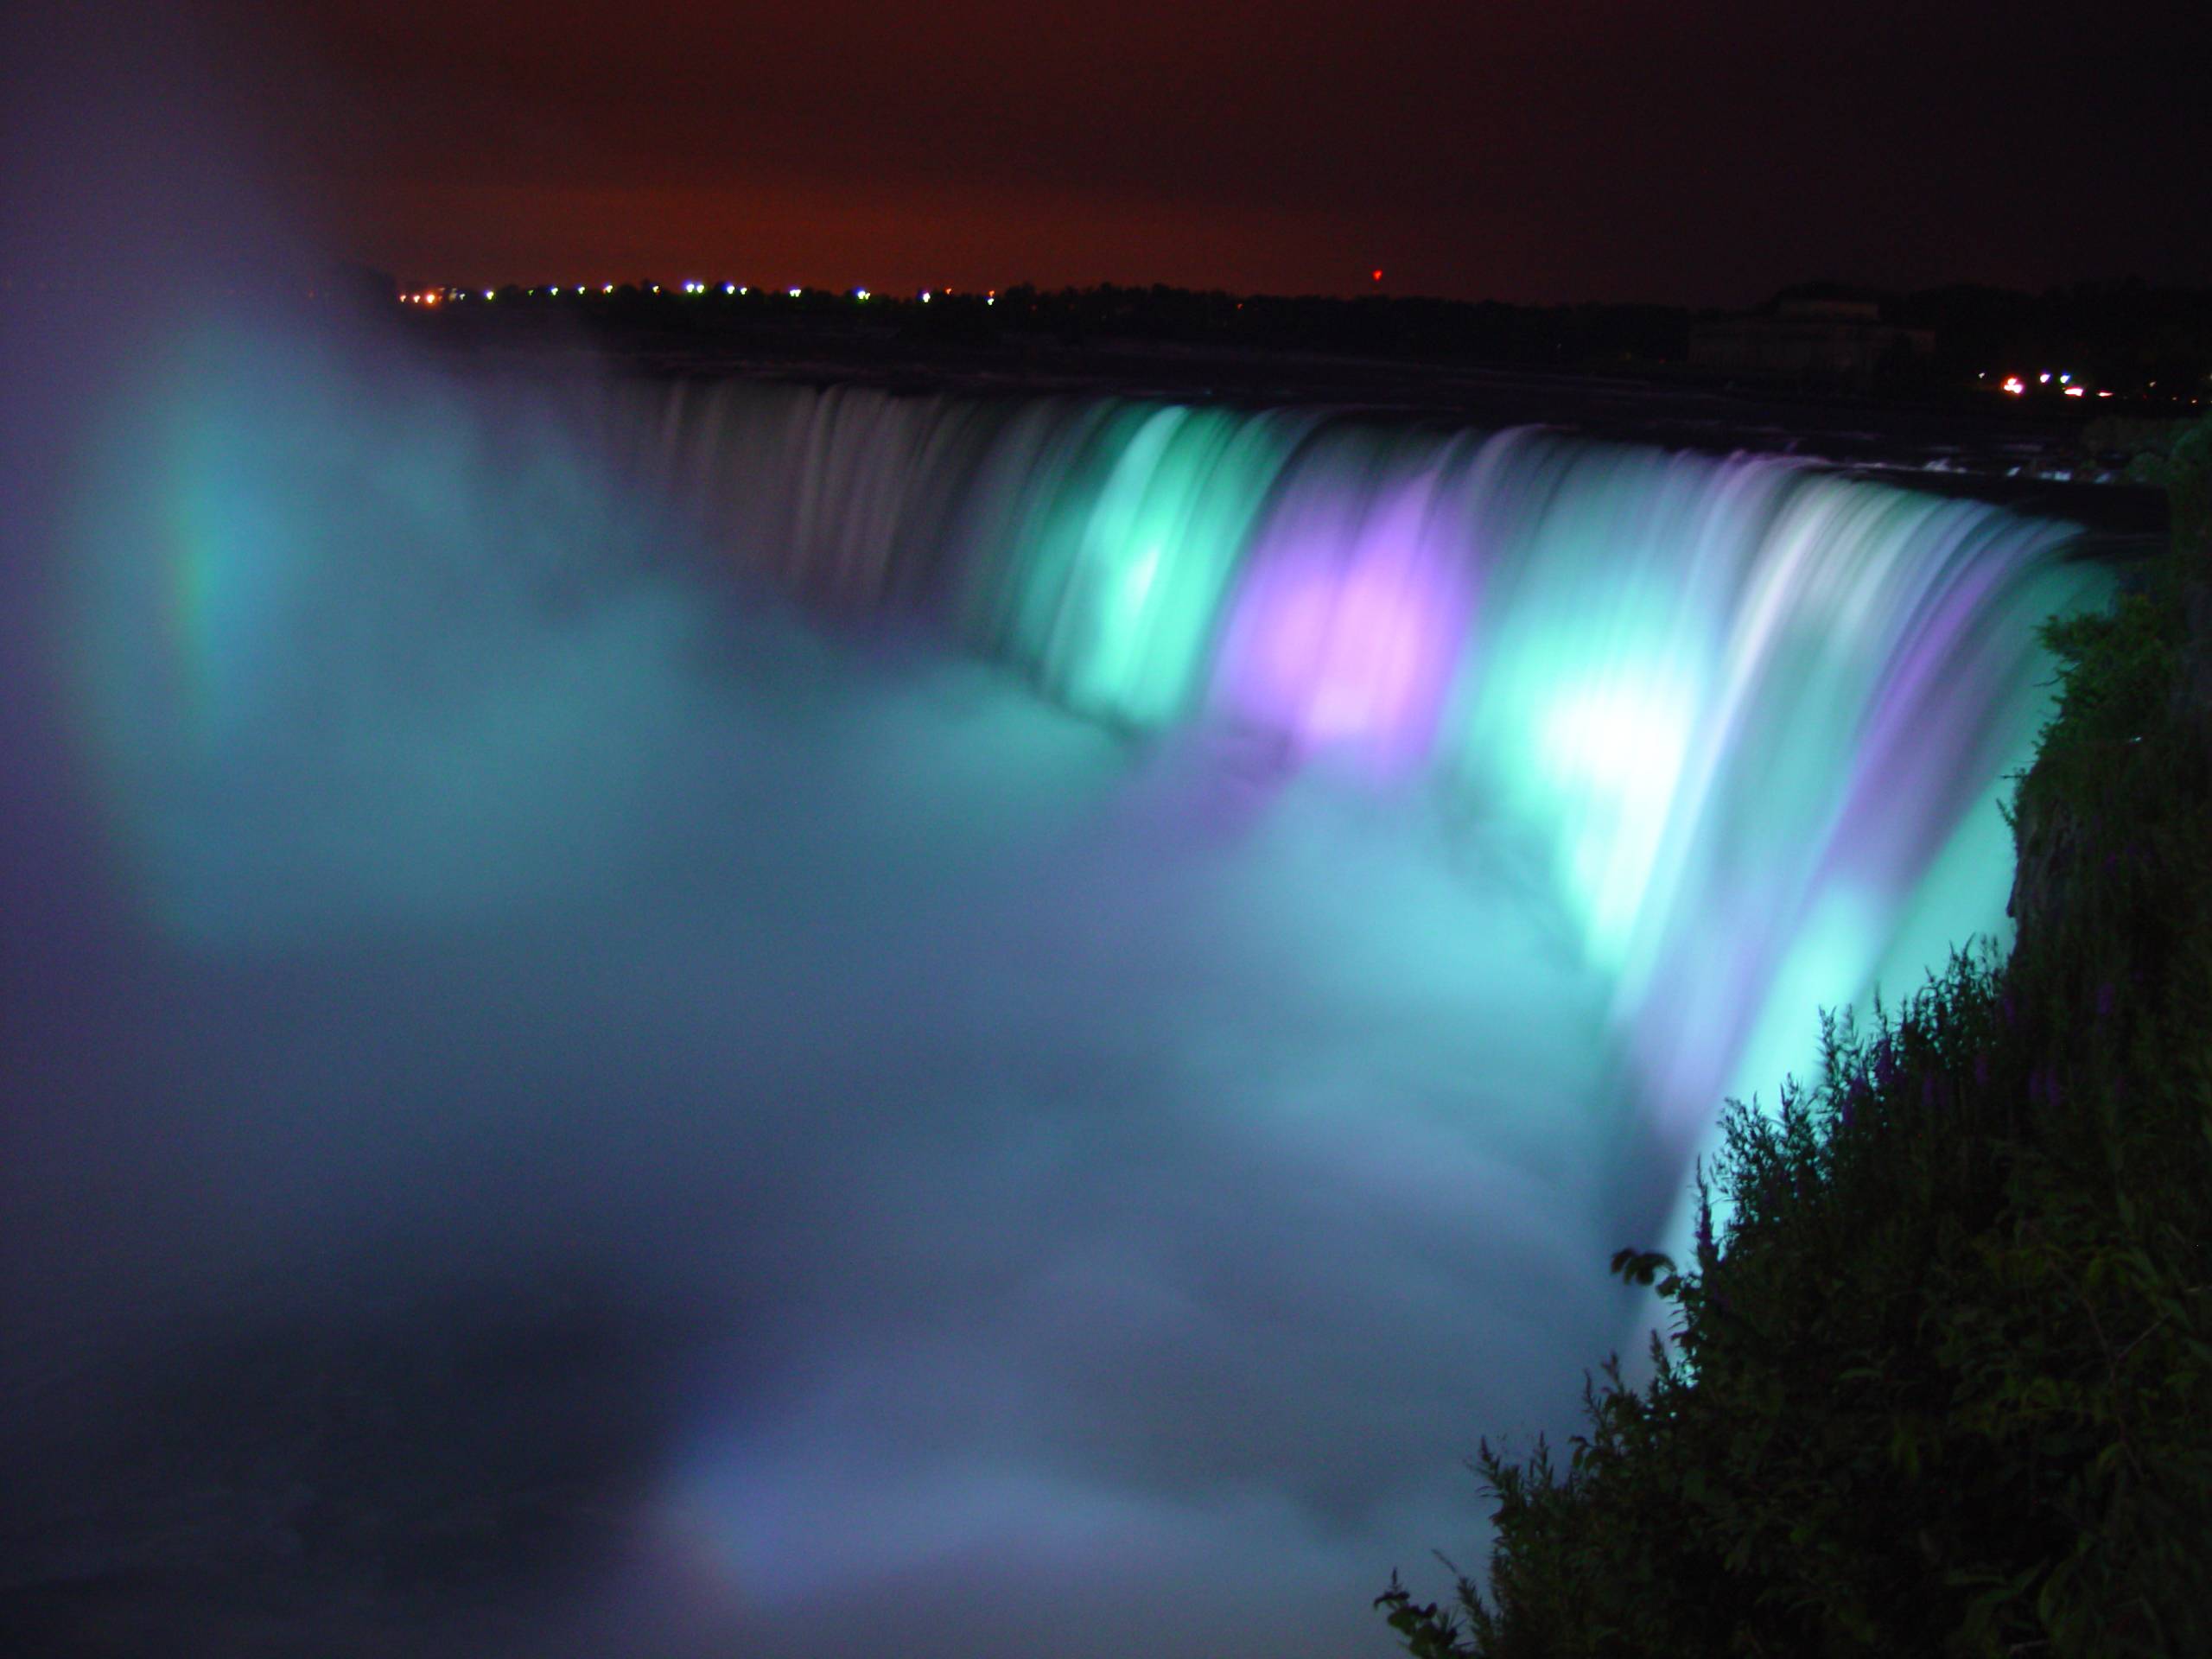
[1821,279,2212,396]
[927,285,1695,371]
[390,274,2212,404]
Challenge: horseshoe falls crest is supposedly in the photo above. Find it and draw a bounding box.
[24,340,2105,1657]
[624,377,2093,1157]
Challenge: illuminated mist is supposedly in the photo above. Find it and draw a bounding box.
[1,321,2101,1656]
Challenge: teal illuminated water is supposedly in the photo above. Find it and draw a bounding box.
[623,375,2102,1168]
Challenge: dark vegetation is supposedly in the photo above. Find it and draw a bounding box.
[1380,416,2212,1658]
[386,277,2212,407]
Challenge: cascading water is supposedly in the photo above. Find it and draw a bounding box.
[623,376,2101,1179]
[16,330,2107,1658]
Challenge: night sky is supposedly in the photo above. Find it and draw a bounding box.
[192,0,2210,302]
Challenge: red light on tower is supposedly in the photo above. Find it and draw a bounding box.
[1371,269,1383,283]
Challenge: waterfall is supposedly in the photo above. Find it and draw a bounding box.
[622,376,2102,1155]
[36,338,2109,1649]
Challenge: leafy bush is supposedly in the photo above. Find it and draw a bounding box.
[1384,535,2212,1656]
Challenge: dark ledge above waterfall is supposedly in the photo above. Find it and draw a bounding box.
[392,304,2169,545]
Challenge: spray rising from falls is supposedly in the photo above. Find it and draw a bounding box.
[617,377,2101,1154]
[41,339,2105,1655]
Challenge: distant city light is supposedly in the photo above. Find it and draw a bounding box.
[788,287,802,298]
[483,289,493,301]
[921,290,932,302]
[603,284,613,294]
[724,283,736,294]
[2001,376,2027,395]
[2063,385,2086,397]
[2098,390,2115,398]
[855,288,870,300]
[2038,372,2051,384]
[2059,372,2071,384]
